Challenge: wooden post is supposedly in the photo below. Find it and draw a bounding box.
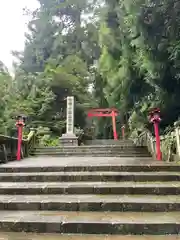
[121,125,125,139]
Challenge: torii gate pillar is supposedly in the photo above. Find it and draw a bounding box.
[88,108,118,140]
[112,110,118,140]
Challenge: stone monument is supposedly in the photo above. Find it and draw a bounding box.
[60,96,78,146]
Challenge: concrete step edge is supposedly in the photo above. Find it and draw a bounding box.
[0,233,178,240]
[0,194,180,203]
[0,211,179,234]
[0,165,179,173]
[1,171,180,176]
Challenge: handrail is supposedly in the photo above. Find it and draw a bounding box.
[134,128,176,161]
[0,128,37,164]
[134,130,156,158]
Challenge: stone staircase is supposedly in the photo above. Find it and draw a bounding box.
[0,141,179,238]
[34,140,151,157]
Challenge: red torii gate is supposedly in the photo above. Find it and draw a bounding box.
[87,108,118,140]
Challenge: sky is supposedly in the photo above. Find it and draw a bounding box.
[0,0,39,71]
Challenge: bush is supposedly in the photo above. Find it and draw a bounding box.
[37,126,59,146]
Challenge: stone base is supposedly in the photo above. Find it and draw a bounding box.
[60,133,78,146]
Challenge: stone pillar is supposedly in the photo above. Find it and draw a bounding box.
[66,96,74,134]
[175,125,180,158]
[60,96,78,146]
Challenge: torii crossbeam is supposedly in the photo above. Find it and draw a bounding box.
[87,108,118,140]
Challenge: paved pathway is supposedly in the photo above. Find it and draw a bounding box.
[0,156,168,168]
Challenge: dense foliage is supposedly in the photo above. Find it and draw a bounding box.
[1,0,180,140]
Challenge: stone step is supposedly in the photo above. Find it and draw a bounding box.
[36,148,148,154]
[0,181,180,195]
[0,164,179,173]
[1,194,180,212]
[34,152,151,157]
[35,146,145,151]
[0,233,179,240]
[0,210,179,234]
[35,150,149,154]
[36,145,140,149]
[85,139,134,145]
[0,171,180,182]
